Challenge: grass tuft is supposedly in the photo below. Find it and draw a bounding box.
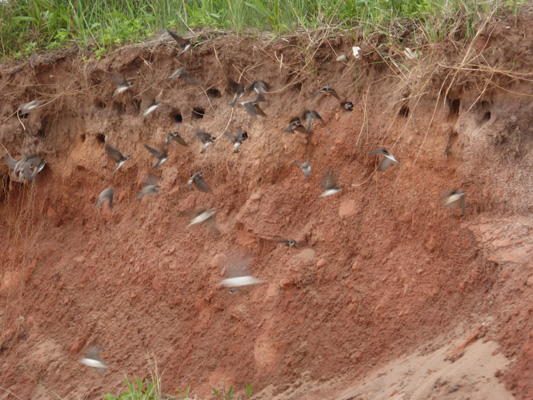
[0,0,529,60]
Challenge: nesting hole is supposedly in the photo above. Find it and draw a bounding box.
[171,111,183,123]
[206,88,221,98]
[399,104,409,118]
[480,111,491,124]
[96,134,106,143]
[449,99,460,116]
[192,108,205,119]
[94,100,107,110]
[80,134,86,143]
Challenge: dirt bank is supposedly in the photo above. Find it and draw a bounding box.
[1,18,532,400]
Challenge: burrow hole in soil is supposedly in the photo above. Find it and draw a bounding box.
[399,104,409,118]
[192,108,205,119]
[449,99,460,116]
[96,134,106,143]
[480,111,491,124]
[171,111,183,123]
[94,100,107,110]
[80,134,86,143]
[206,88,221,98]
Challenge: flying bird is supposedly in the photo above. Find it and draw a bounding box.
[105,144,130,174]
[141,92,160,117]
[188,209,216,227]
[240,100,266,117]
[196,130,216,154]
[319,170,342,198]
[284,119,306,134]
[276,238,306,248]
[303,110,323,132]
[79,345,107,371]
[310,86,340,100]
[228,78,246,107]
[249,80,268,102]
[144,144,168,168]
[369,149,399,171]
[186,171,210,193]
[294,161,311,178]
[95,188,114,209]
[167,30,192,58]
[168,67,201,86]
[18,100,43,117]
[4,154,46,182]
[221,276,263,288]
[441,188,466,216]
[224,128,248,153]
[166,131,188,147]
[137,177,159,199]
[111,73,133,96]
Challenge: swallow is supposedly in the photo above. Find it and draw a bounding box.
[95,188,114,209]
[4,154,45,182]
[141,92,160,117]
[111,73,133,96]
[18,100,43,117]
[319,170,342,198]
[228,78,246,107]
[78,345,107,371]
[220,276,263,288]
[240,100,266,117]
[168,67,201,86]
[166,131,188,147]
[249,81,268,102]
[137,177,159,199]
[284,119,306,134]
[276,238,305,248]
[294,161,311,178]
[167,30,192,58]
[303,110,323,132]
[196,130,216,154]
[441,189,466,216]
[144,144,168,168]
[342,101,354,111]
[369,149,399,171]
[310,86,340,100]
[186,171,210,193]
[224,128,248,153]
[105,144,130,174]
[188,209,216,227]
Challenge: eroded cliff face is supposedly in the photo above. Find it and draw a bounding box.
[0,19,532,400]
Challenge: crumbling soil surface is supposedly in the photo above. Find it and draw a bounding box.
[1,17,533,400]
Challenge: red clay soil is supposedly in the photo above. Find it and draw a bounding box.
[1,18,533,400]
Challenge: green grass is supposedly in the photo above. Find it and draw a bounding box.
[0,0,528,60]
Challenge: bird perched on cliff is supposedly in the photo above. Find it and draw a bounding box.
[105,144,130,174]
[95,188,114,209]
[186,171,210,193]
[144,144,168,169]
[167,30,192,58]
[276,238,306,248]
[166,131,188,147]
[369,149,399,171]
[249,80,268,102]
[284,119,306,134]
[303,110,323,132]
[342,101,354,112]
[294,161,311,178]
[228,78,246,107]
[196,130,216,154]
[319,170,342,198]
[168,67,201,86]
[137,177,159,199]
[240,100,266,117]
[310,86,340,100]
[441,188,466,216]
[141,92,160,117]
[224,128,248,153]
[111,73,133,97]
[18,100,43,117]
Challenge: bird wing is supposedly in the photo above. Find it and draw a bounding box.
[171,132,188,147]
[322,170,337,190]
[310,89,322,99]
[378,157,392,171]
[228,78,243,94]
[3,154,17,170]
[96,188,114,208]
[330,88,340,99]
[254,103,266,116]
[194,176,210,193]
[369,149,386,156]
[179,70,201,86]
[105,144,124,162]
[440,188,459,200]
[144,144,161,158]
[242,101,257,116]
[167,30,187,46]
[224,131,237,143]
